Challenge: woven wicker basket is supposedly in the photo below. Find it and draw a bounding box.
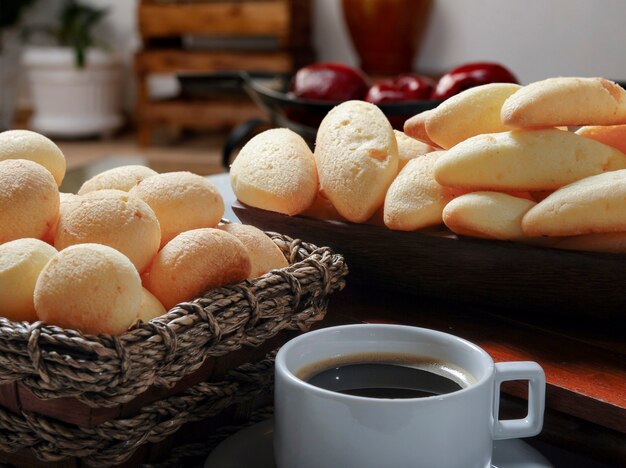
[0,233,347,466]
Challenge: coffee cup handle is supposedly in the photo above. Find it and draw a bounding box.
[492,361,546,440]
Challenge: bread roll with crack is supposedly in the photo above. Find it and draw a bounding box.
[218,223,288,278]
[433,129,626,191]
[425,83,521,149]
[143,228,251,310]
[0,130,66,186]
[443,192,536,240]
[34,244,142,336]
[78,165,158,194]
[394,130,436,171]
[0,159,60,244]
[230,128,317,216]
[576,124,626,154]
[384,151,452,230]
[129,172,224,247]
[54,190,161,273]
[315,100,398,222]
[522,170,626,237]
[0,238,57,322]
[502,77,626,128]
[403,109,437,146]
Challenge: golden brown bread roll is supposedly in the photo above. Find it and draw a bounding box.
[425,83,521,149]
[394,130,436,171]
[78,165,158,195]
[522,169,626,237]
[34,243,142,336]
[129,172,224,247]
[0,130,66,186]
[443,192,536,240]
[230,128,318,216]
[218,223,288,278]
[0,159,60,244]
[433,129,626,191]
[384,151,452,231]
[315,100,398,222]
[403,109,437,146]
[142,228,251,310]
[0,238,57,322]
[54,190,161,273]
[576,124,626,154]
[501,77,626,128]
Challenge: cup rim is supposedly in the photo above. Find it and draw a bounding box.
[275,324,494,403]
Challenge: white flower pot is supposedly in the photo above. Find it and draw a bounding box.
[22,47,123,138]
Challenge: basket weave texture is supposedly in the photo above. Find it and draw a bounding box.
[0,233,347,464]
[0,351,277,466]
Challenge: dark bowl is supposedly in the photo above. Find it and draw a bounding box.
[242,72,441,142]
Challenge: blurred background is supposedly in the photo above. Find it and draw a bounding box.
[2,0,626,192]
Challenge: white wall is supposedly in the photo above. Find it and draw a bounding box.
[315,0,626,84]
[21,0,626,104]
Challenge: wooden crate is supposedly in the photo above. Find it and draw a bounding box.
[134,0,314,146]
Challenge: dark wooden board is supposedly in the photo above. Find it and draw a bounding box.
[234,202,626,319]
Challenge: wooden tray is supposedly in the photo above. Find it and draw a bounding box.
[234,201,626,319]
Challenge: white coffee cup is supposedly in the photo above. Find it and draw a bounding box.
[274,324,545,468]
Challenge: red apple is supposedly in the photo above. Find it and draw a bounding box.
[432,62,518,100]
[289,62,370,101]
[365,74,435,103]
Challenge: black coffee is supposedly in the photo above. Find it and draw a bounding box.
[297,353,472,399]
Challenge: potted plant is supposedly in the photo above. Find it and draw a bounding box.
[22,0,123,138]
[0,0,36,131]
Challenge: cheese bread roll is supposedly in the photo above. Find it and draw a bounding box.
[0,159,60,244]
[576,124,626,154]
[315,100,398,223]
[0,238,57,322]
[443,192,536,241]
[502,77,626,128]
[0,130,66,186]
[129,171,224,248]
[78,165,157,195]
[230,128,317,216]
[433,129,626,191]
[384,151,452,231]
[34,244,141,336]
[218,223,288,278]
[394,130,436,171]
[426,83,521,149]
[522,170,626,237]
[143,228,251,310]
[403,109,438,147]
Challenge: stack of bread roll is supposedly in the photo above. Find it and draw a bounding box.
[0,130,287,336]
[230,76,626,253]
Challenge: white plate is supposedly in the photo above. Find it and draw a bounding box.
[204,419,553,468]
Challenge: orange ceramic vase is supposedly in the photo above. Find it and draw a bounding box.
[341,0,432,75]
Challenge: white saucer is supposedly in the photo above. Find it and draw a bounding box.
[204,419,553,468]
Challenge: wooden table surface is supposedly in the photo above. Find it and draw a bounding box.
[319,284,625,466]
